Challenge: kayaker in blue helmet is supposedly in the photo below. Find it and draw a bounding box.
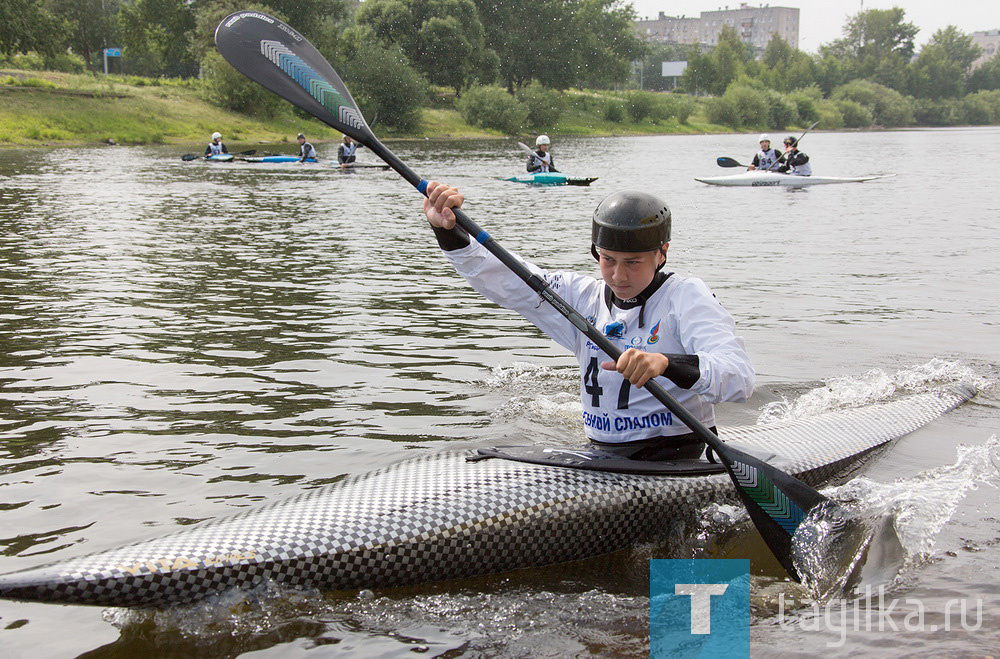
[748,134,782,171]
[776,136,812,176]
[205,132,227,156]
[337,134,362,169]
[297,133,317,162]
[526,134,558,173]
[420,183,755,461]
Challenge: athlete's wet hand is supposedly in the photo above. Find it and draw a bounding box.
[423,181,464,230]
[601,349,668,388]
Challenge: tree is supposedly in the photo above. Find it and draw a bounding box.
[566,0,645,89]
[0,0,63,57]
[356,0,494,94]
[820,7,918,87]
[759,34,815,92]
[48,0,121,71]
[117,0,197,77]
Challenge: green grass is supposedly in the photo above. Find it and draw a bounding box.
[0,70,735,146]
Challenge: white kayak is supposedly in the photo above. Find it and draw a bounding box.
[695,171,895,187]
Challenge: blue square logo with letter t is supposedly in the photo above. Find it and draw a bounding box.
[650,559,752,658]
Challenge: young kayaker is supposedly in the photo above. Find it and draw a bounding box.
[337,134,363,169]
[748,134,782,171]
[205,132,227,156]
[776,136,812,176]
[421,182,755,461]
[297,133,317,162]
[526,135,558,173]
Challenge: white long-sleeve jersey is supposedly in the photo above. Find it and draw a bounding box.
[443,240,755,443]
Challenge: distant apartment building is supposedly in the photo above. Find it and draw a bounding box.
[635,3,799,54]
[635,13,702,46]
[970,29,1000,69]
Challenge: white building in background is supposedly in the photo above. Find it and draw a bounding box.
[634,4,799,54]
[700,4,799,51]
[970,30,1000,69]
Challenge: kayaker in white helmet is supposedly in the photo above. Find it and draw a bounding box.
[748,133,781,171]
[205,132,227,156]
[526,134,558,173]
[776,136,812,176]
[420,182,755,462]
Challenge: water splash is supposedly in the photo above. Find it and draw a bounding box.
[757,359,982,423]
[786,434,999,602]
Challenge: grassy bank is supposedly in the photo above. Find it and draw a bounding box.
[0,68,727,147]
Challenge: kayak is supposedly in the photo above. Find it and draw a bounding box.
[241,155,316,163]
[695,171,895,187]
[205,154,235,162]
[504,172,598,186]
[0,386,972,608]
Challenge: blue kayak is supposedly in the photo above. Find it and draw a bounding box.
[241,156,317,163]
[205,154,235,162]
[504,172,598,186]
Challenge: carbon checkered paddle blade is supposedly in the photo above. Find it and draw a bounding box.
[214,11,372,146]
[723,446,832,581]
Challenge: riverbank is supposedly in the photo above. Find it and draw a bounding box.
[0,68,728,147]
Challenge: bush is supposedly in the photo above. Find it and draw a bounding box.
[718,83,769,128]
[961,91,1000,124]
[765,91,799,130]
[815,100,845,129]
[516,82,565,130]
[342,42,428,133]
[832,79,913,127]
[666,93,696,123]
[201,51,286,119]
[458,85,527,134]
[912,98,958,126]
[624,91,657,122]
[835,99,873,128]
[787,86,822,123]
[603,100,626,123]
[705,96,738,126]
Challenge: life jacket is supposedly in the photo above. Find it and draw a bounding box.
[756,148,781,170]
[207,141,225,156]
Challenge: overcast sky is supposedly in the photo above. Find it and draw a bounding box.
[629,1,1000,53]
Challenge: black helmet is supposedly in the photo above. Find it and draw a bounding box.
[783,136,797,147]
[592,191,671,256]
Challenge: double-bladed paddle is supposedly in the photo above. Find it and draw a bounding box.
[214,10,846,582]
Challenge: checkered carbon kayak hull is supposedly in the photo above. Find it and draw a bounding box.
[0,387,973,607]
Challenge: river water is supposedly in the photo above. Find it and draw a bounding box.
[0,128,997,657]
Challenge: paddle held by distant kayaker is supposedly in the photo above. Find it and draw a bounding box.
[422,182,755,461]
[748,134,782,171]
[526,134,558,173]
[205,131,227,156]
[776,136,812,176]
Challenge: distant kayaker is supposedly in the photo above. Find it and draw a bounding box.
[748,134,782,171]
[205,132,227,156]
[337,135,363,169]
[297,133,317,162]
[776,136,811,176]
[421,182,755,462]
[526,135,558,173]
